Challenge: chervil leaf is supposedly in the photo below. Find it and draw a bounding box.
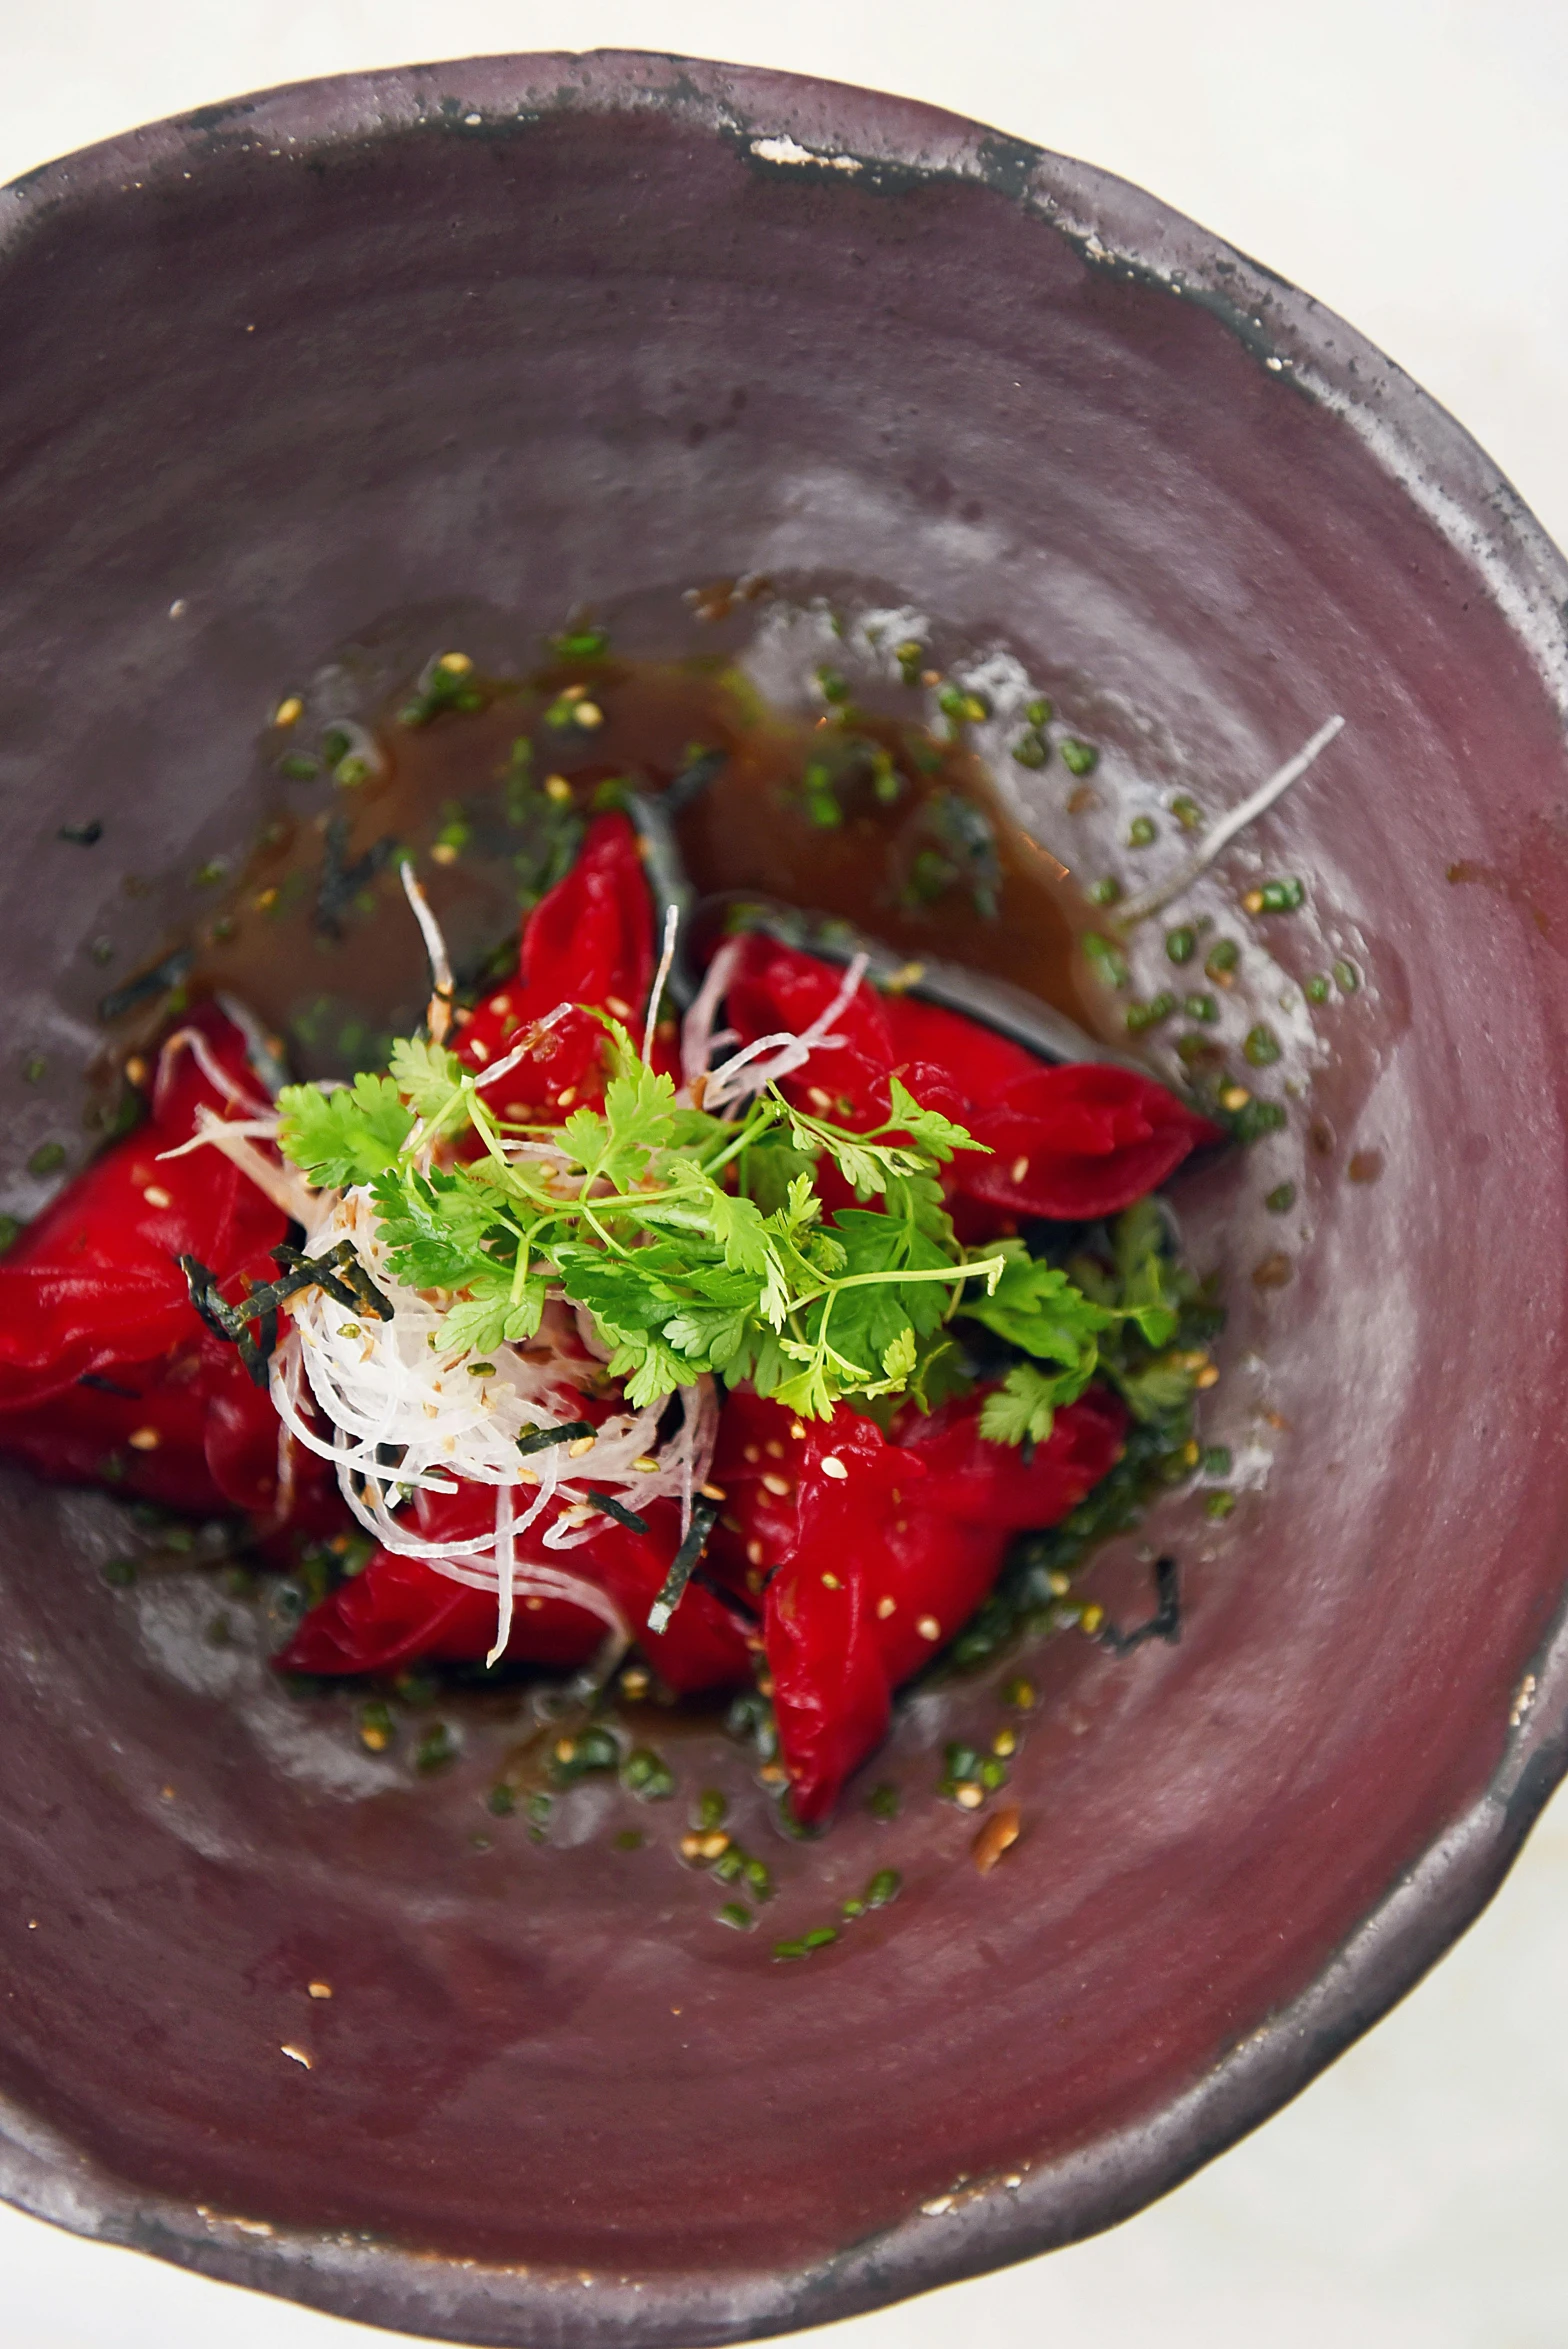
[961,1248,1113,1368]
[277,1073,413,1187]
[388,1035,468,1122]
[884,1077,988,1163]
[979,1361,1090,1448]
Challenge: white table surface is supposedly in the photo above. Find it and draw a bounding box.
[4,7,1567,2345]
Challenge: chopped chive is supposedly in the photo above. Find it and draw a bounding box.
[486,1783,516,1817]
[801,1926,838,1950]
[1083,934,1130,990]
[1127,815,1156,848]
[1243,1025,1282,1066]
[1201,1446,1233,1476]
[1205,1490,1237,1519]
[1059,738,1098,777]
[621,1747,675,1801]
[1165,925,1196,965]
[1204,939,1240,982]
[1182,992,1219,1023]
[1333,958,1360,993]
[1304,973,1332,1003]
[1170,794,1204,831]
[27,1141,65,1176]
[894,639,925,686]
[868,1782,900,1820]
[1265,1181,1296,1213]
[1244,876,1306,913]
[1126,992,1177,1034]
[1088,876,1121,907]
[1011,731,1049,770]
[58,819,104,845]
[865,1868,902,1907]
[696,1787,728,1830]
[1025,696,1053,726]
[717,1901,754,1930]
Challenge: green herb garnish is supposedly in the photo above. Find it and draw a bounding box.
[277,1032,1014,1423]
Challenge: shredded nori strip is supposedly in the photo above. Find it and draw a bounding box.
[646,1494,720,1633]
[180,1239,392,1388]
[516,1418,595,1456]
[1097,1555,1181,1655]
[98,947,195,1023]
[315,814,396,940]
[58,819,103,846]
[585,1489,649,1536]
[78,1373,140,1398]
[663,746,728,814]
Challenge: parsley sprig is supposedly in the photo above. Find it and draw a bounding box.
[278,1020,1013,1420]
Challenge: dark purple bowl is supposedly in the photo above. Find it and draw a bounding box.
[3,48,1568,2349]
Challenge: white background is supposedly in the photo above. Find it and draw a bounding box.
[4,7,1568,2346]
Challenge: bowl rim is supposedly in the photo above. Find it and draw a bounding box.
[3,45,1568,2349]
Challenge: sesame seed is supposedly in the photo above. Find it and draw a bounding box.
[141,1184,172,1209]
[789,1421,806,1440]
[436,651,473,674]
[993,1727,1017,1757]
[746,1539,765,1567]
[876,1595,895,1618]
[916,1614,941,1641]
[631,1455,659,1473]
[466,1035,489,1060]
[698,1831,730,1860]
[765,1438,784,1458]
[743,1444,760,1463]
[1080,1603,1105,1635]
[820,1455,848,1481]
[280,2043,313,2069]
[972,1804,1022,1874]
[808,1087,833,1110]
[567,1435,596,1457]
[125,1055,148,1086]
[307,1980,333,1999]
[955,1783,985,1810]
[1009,1155,1029,1184]
[128,1426,161,1452]
[274,696,304,727]
[543,774,573,803]
[699,1482,726,1501]
[430,841,459,865]
[1196,1363,1220,1389]
[821,1572,841,1589]
[489,995,512,1017]
[605,996,632,1019]
[1219,1084,1251,1111]
[557,1087,576,1107]
[761,1472,791,1497]
[573,701,604,729]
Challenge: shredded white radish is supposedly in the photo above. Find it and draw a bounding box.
[701,951,869,1111]
[154,1026,273,1120]
[681,938,743,1089]
[642,903,680,1067]
[1115,715,1346,926]
[157,1107,320,1226]
[400,859,455,1044]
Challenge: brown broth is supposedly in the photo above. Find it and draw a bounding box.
[156,649,1110,1085]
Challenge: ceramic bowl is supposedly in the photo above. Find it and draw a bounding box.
[2,49,1567,2349]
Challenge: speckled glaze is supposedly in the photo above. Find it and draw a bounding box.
[2,49,1568,2349]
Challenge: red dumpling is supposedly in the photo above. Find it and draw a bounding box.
[709,1385,1127,1820]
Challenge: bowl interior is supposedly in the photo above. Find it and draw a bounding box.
[2,52,1568,2349]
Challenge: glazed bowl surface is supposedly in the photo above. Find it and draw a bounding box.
[2,47,1567,2349]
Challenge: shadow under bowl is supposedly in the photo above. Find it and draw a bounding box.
[2,47,1568,2349]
